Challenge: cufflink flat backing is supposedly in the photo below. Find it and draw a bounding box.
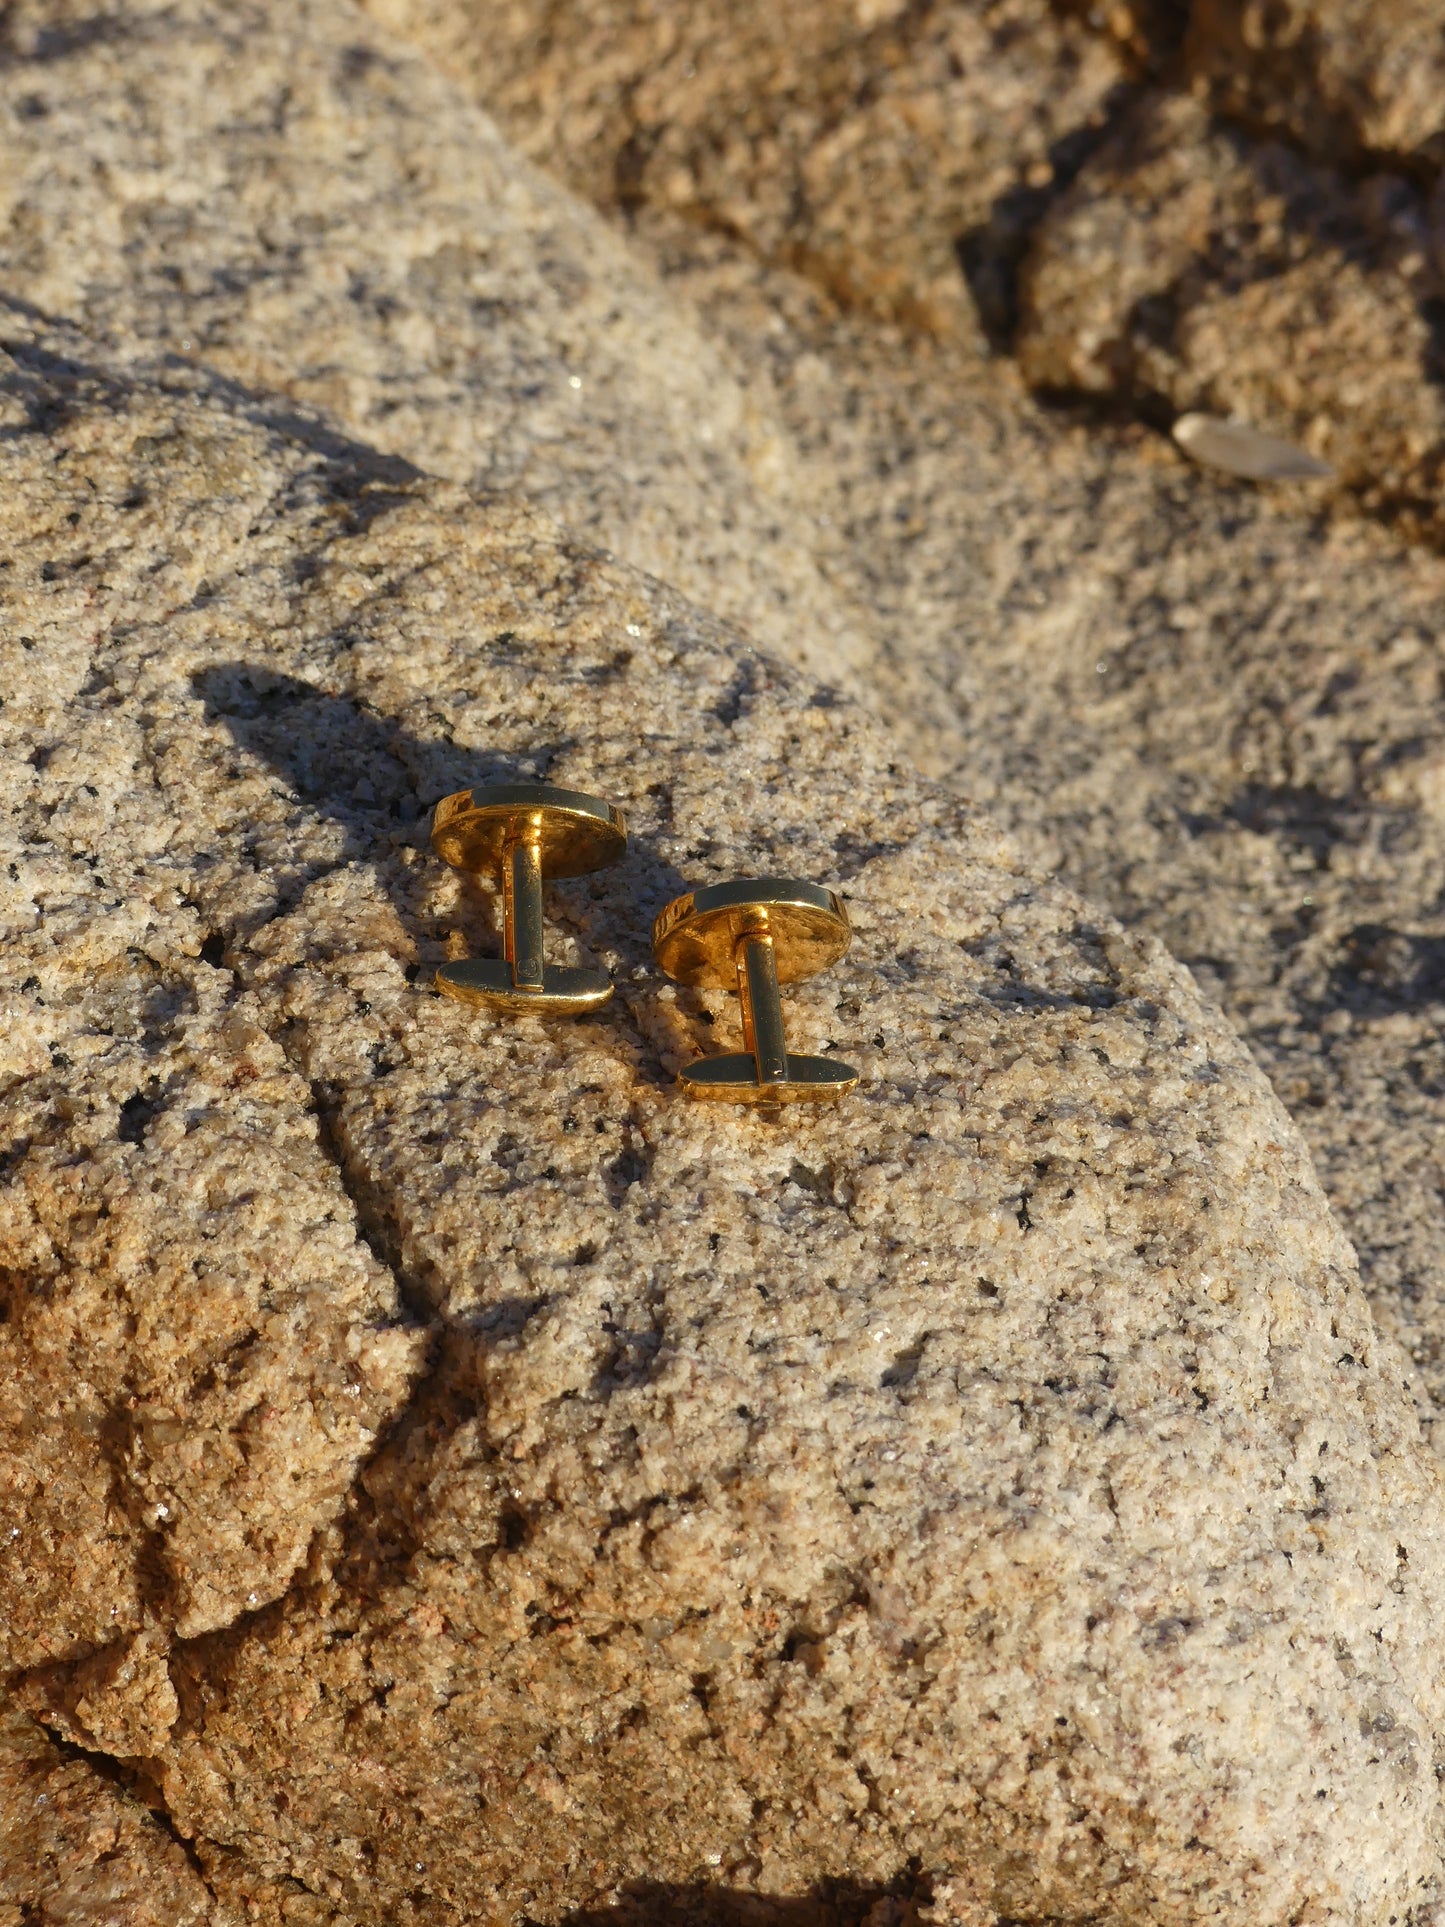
[653,878,859,1102]
[431,782,626,1014]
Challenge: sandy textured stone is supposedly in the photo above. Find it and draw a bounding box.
[12,0,1445,1438]
[0,0,866,689]
[1186,0,1445,170]
[21,1627,179,1762]
[5,316,1445,1926]
[9,3,1445,1914]
[0,324,430,1670]
[1016,92,1445,535]
[0,1707,212,1926]
[359,0,1128,345]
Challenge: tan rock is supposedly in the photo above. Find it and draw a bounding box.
[22,1628,179,1759]
[0,747,428,1661]
[0,1707,211,1925]
[9,3,1445,1912]
[6,0,1445,1562]
[1186,0,1445,170]
[1016,92,1445,533]
[614,209,1445,1454]
[0,0,867,690]
[358,0,1127,344]
[5,310,1445,1924]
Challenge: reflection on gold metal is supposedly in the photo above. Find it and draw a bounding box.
[431,782,626,1014]
[653,878,859,1103]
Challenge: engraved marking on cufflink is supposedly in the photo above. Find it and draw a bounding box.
[653,877,859,1103]
[430,782,626,1014]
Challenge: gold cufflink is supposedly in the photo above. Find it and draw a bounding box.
[653,878,859,1102]
[431,782,626,1013]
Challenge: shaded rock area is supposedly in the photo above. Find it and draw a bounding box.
[363,0,1129,346]
[362,0,1445,548]
[1017,92,1445,538]
[1186,0,1445,170]
[0,1706,212,1925]
[5,309,1445,1923]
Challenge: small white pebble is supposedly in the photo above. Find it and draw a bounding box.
[154,1503,170,1520]
[1095,661,1107,674]
[625,623,642,638]
[568,375,582,390]
[1172,411,1332,481]
[247,1592,259,1606]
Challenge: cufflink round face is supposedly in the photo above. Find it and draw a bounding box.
[653,878,859,1103]
[431,781,626,1014]
[431,782,626,881]
[652,878,851,987]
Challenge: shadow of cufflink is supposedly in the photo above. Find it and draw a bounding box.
[653,878,859,1103]
[430,782,626,1015]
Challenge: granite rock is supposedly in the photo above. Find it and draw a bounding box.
[1186,0,1445,171]
[347,0,1445,1434]
[8,5,1445,1915]
[5,311,1445,1924]
[2,0,1443,1598]
[0,0,867,689]
[652,150,1445,1453]
[1016,92,1445,537]
[0,1707,212,1926]
[359,0,1128,346]
[557,204,1445,1461]
[0,326,432,1673]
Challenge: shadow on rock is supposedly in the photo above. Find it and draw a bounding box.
[193,661,690,974]
[553,1878,936,1927]
[195,659,531,833]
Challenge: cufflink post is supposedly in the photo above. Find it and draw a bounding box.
[653,878,858,1102]
[431,782,625,1014]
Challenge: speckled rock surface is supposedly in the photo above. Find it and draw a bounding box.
[9,5,1445,1916]
[5,312,1445,1924]
[0,1707,212,1926]
[1015,91,1445,535]
[358,0,1128,345]
[0,0,866,689]
[1185,0,1445,171]
[13,0,1445,1430]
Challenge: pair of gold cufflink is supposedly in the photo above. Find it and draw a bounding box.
[429,782,859,1104]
